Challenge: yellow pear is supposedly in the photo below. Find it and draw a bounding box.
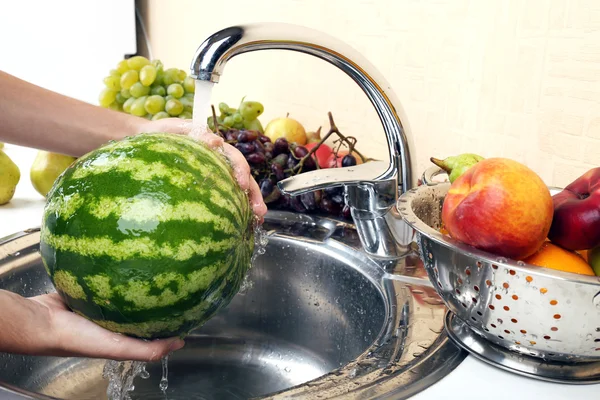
[0,151,20,205]
[30,151,76,197]
[264,117,307,145]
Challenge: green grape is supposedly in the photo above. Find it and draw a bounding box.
[179,111,192,119]
[144,114,153,120]
[167,83,184,98]
[139,65,157,86]
[127,55,150,70]
[218,102,229,115]
[163,68,181,85]
[103,75,121,91]
[232,113,243,123]
[145,95,166,114]
[223,115,234,127]
[165,99,184,116]
[238,101,264,121]
[108,102,122,111]
[116,59,129,74]
[165,95,174,102]
[120,70,139,90]
[180,96,194,112]
[152,59,164,69]
[152,111,170,120]
[130,96,148,117]
[207,116,216,130]
[177,69,187,81]
[150,85,166,96]
[109,69,120,77]
[183,77,195,93]
[98,88,117,107]
[123,97,135,113]
[115,93,127,104]
[129,82,150,98]
[244,118,264,133]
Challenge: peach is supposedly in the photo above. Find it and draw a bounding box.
[441,158,553,260]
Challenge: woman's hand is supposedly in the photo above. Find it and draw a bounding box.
[138,118,268,219]
[0,290,183,362]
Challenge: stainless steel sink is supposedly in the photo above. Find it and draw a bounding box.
[0,211,465,400]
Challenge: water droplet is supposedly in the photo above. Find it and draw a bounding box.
[159,355,169,393]
[517,261,525,266]
[284,366,291,372]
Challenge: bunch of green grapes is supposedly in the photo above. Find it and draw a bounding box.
[98,55,195,120]
[208,99,265,133]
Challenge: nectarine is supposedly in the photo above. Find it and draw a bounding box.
[442,158,553,260]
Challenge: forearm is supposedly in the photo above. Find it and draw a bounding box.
[0,71,143,157]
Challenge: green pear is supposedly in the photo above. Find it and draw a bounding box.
[30,151,77,197]
[588,246,600,277]
[430,153,485,183]
[0,151,20,205]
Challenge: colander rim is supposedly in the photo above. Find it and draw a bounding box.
[398,182,600,287]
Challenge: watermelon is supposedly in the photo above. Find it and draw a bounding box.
[39,133,255,339]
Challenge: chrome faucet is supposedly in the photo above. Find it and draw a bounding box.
[190,23,416,260]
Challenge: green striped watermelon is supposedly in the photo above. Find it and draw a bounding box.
[39,133,255,339]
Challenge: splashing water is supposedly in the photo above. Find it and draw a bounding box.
[159,355,169,396]
[103,360,149,400]
[252,224,269,263]
[192,80,214,128]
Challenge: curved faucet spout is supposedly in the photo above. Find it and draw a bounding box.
[189,22,414,193]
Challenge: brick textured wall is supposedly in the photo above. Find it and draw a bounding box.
[143,0,600,187]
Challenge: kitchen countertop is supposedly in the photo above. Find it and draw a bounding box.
[0,145,598,400]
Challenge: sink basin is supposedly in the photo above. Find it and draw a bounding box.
[0,211,465,399]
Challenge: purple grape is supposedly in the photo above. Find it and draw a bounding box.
[302,156,317,171]
[293,146,309,158]
[265,151,273,160]
[320,196,342,215]
[235,142,255,155]
[258,135,271,144]
[289,195,307,213]
[225,130,239,142]
[238,130,259,143]
[263,142,274,153]
[254,140,265,153]
[341,205,352,220]
[272,153,289,167]
[259,179,275,198]
[300,192,318,210]
[247,152,266,164]
[324,186,343,198]
[273,138,290,156]
[342,154,357,167]
[287,155,299,170]
[271,163,285,181]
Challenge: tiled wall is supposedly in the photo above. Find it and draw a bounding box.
[142,0,600,187]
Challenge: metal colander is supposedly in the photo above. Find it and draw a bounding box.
[398,171,600,363]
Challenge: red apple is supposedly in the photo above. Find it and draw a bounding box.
[442,158,553,260]
[547,167,600,251]
[304,142,333,169]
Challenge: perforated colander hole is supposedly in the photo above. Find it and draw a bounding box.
[477,311,483,316]
[461,302,468,308]
[554,314,561,320]
[511,318,518,323]
[473,285,480,292]
[437,280,442,288]
[544,335,551,340]
[551,327,558,332]
[526,276,533,283]
[472,297,478,304]
[512,295,519,300]
[471,317,477,322]
[433,267,439,275]
[530,341,537,345]
[596,348,600,351]
[509,269,516,275]
[515,341,521,345]
[495,294,502,300]
[489,305,495,310]
[457,278,463,285]
[497,318,503,324]
[484,327,490,332]
[477,261,482,269]
[491,324,497,328]
[540,287,548,294]
[503,306,510,311]
[492,264,498,270]
[548,353,556,356]
[455,289,461,295]
[550,299,558,306]
[504,329,510,334]
[498,335,505,339]
[595,339,600,342]
[597,327,600,332]
[428,252,433,259]
[520,329,527,334]
[530,352,536,356]
[465,268,471,276]
[503,282,510,289]
[485,279,492,286]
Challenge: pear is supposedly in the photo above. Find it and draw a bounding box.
[430,153,484,183]
[30,151,77,197]
[0,150,20,205]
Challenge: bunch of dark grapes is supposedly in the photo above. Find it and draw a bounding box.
[219,127,352,220]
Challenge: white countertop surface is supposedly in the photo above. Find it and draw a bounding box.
[0,144,598,400]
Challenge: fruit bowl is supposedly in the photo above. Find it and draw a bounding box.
[398,175,600,368]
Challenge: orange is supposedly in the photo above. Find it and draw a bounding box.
[578,249,589,262]
[522,241,595,276]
